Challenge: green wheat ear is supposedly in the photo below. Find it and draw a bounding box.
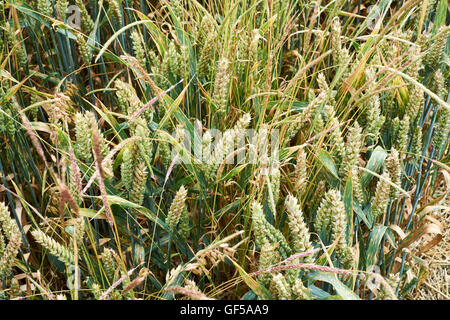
[100,248,117,280]
[362,68,385,140]
[386,149,401,197]
[56,0,69,20]
[197,30,217,78]
[0,202,22,277]
[74,112,92,162]
[394,116,410,152]
[271,273,292,300]
[31,229,75,266]
[372,172,390,218]
[121,144,134,191]
[36,0,53,17]
[107,0,122,22]
[251,201,291,259]
[340,122,362,179]
[129,161,148,206]
[257,242,278,286]
[179,208,191,239]
[292,278,312,300]
[5,22,27,69]
[424,26,450,71]
[324,105,345,163]
[212,58,231,114]
[166,186,188,232]
[131,30,146,68]
[432,71,449,151]
[76,34,93,65]
[71,217,85,248]
[285,194,313,257]
[75,0,94,33]
[1,0,447,300]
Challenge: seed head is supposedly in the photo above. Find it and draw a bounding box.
[166,186,188,232]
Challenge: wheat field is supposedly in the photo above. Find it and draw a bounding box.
[0,0,448,300]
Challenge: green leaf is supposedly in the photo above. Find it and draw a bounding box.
[159,84,189,130]
[317,150,339,180]
[95,20,150,62]
[311,272,360,300]
[308,285,331,299]
[366,225,388,268]
[230,260,272,300]
[214,200,241,219]
[104,195,168,231]
[432,0,448,34]
[343,174,354,239]
[79,208,106,219]
[218,164,247,183]
[354,202,373,229]
[361,146,387,187]
[267,100,308,112]
[242,290,258,300]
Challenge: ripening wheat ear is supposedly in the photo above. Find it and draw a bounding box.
[323,105,345,163]
[423,26,450,71]
[314,189,353,266]
[36,0,53,17]
[371,172,391,218]
[56,0,69,20]
[75,0,94,33]
[166,186,188,233]
[74,112,92,162]
[197,18,217,78]
[5,22,27,69]
[251,201,291,259]
[71,217,85,248]
[100,248,118,280]
[285,194,313,257]
[385,149,401,197]
[107,0,122,22]
[212,58,231,113]
[249,29,261,69]
[76,34,92,65]
[257,243,278,286]
[0,202,22,277]
[131,30,146,68]
[292,278,312,300]
[294,149,308,195]
[180,279,211,300]
[31,229,75,266]
[271,273,292,300]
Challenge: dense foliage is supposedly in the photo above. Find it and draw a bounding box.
[0,0,448,300]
